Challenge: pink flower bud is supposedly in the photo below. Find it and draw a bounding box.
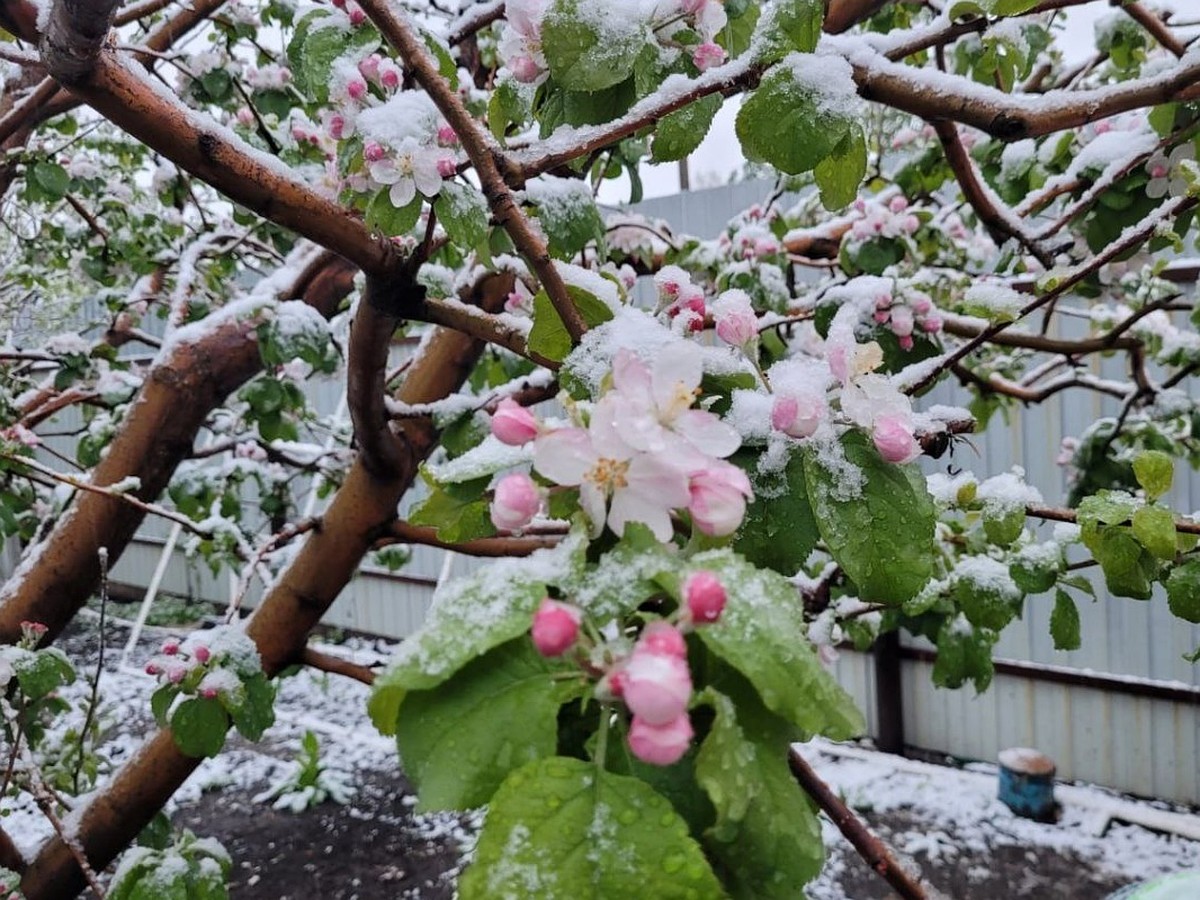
[200,686,219,699]
[692,41,726,72]
[873,310,890,324]
[623,651,692,726]
[872,414,919,464]
[346,3,366,25]
[628,713,693,766]
[193,645,211,665]
[437,124,459,145]
[491,397,538,445]
[921,315,942,333]
[688,461,753,536]
[684,571,726,624]
[889,196,909,213]
[531,598,582,657]
[363,141,386,162]
[436,156,457,178]
[145,662,161,676]
[167,665,186,684]
[379,62,401,90]
[771,392,825,439]
[328,114,347,141]
[903,214,920,234]
[490,472,542,531]
[910,295,932,315]
[666,291,706,333]
[510,55,541,84]
[713,291,758,348]
[347,79,367,100]
[291,124,309,143]
[161,639,180,656]
[637,621,687,659]
[898,334,914,351]
[875,293,892,310]
[358,53,382,81]
[889,305,914,338]
[235,107,254,127]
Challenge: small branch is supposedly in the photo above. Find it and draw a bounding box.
[1,450,213,538]
[28,772,106,898]
[300,647,377,686]
[1026,504,1200,535]
[224,517,322,623]
[446,0,504,46]
[787,747,927,900]
[376,520,566,556]
[1120,0,1187,58]
[73,548,108,796]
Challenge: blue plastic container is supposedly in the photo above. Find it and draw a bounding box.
[997,747,1056,821]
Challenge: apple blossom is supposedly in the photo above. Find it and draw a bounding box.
[370,138,444,209]
[161,638,180,656]
[378,59,402,90]
[531,598,582,657]
[772,392,825,439]
[193,645,211,664]
[490,472,542,531]
[684,571,726,624]
[713,289,758,348]
[628,713,694,766]
[873,413,920,464]
[623,648,692,725]
[358,54,381,81]
[491,397,539,445]
[688,460,753,536]
[509,56,542,83]
[890,305,914,338]
[638,620,687,658]
[693,42,726,72]
[921,315,943,333]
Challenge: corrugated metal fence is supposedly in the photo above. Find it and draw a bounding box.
[3,180,1199,802]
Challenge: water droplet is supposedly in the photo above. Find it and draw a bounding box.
[659,812,675,828]
[619,809,638,825]
[662,853,684,874]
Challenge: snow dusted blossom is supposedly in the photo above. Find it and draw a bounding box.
[628,712,693,765]
[692,41,726,72]
[679,0,727,40]
[624,647,692,725]
[712,289,758,349]
[842,375,921,464]
[499,0,549,84]
[1147,144,1196,199]
[534,343,746,541]
[368,137,445,209]
[490,472,542,531]
[771,391,825,439]
[531,599,582,657]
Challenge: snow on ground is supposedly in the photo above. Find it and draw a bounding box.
[7,610,1200,898]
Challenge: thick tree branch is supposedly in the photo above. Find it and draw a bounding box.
[0,825,24,875]
[39,0,122,85]
[0,249,356,645]
[788,747,927,900]
[18,273,514,900]
[300,647,377,685]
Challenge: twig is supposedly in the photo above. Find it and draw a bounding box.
[73,547,108,795]
[1025,503,1200,535]
[224,517,321,623]
[1120,0,1187,58]
[375,520,566,556]
[787,747,927,900]
[300,647,376,686]
[29,772,107,898]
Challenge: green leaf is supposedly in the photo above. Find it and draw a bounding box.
[287,11,379,103]
[365,188,422,237]
[1166,559,1200,623]
[686,549,865,739]
[736,63,852,175]
[733,449,819,576]
[1050,589,1081,651]
[695,686,824,896]
[489,80,530,140]
[948,0,1038,18]
[982,506,1025,547]
[150,684,178,726]
[407,471,496,543]
[1132,505,1177,560]
[368,545,569,733]
[541,0,649,92]
[528,181,606,259]
[458,757,724,900]
[651,95,721,163]
[1093,528,1156,600]
[931,617,996,692]
[814,127,866,211]
[12,648,75,701]
[396,639,581,810]
[528,285,614,362]
[803,431,935,605]
[434,181,489,249]
[170,698,230,758]
[757,0,824,63]
[1133,450,1173,501]
[954,557,1023,631]
[228,672,276,741]
[32,161,70,201]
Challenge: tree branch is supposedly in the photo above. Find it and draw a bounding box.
[376,520,565,557]
[300,647,377,685]
[788,747,927,900]
[1120,0,1187,58]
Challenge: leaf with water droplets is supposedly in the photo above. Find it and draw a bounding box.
[459,757,724,899]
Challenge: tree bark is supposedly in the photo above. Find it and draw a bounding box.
[18,272,514,900]
[0,252,356,643]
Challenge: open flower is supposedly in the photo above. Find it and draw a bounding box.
[369,137,444,209]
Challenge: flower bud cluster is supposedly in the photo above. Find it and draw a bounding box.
[870,288,942,351]
[529,569,728,766]
[145,637,221,698]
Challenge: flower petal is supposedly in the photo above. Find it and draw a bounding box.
[533,428,594,485]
